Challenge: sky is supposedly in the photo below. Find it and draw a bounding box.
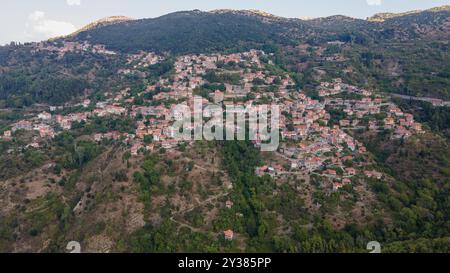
[1,0,449,45]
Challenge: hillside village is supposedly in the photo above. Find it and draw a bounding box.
[0,5,449,254]
[1,44,425,197]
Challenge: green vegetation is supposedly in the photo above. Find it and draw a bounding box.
[357,131,450,251]
[73,11,301,54]
[204,71,242,85]
[394,98,450,139]
[147,58,174,78]
[128,221,220,253]
[133,155,163,211]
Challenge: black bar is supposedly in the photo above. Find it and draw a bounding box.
[0,253,447,272]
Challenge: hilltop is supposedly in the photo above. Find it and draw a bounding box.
[368,5,450,22]
[69,16,134,36]
[64,7,450,54]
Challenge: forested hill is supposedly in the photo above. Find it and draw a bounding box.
[69,8,450,54]
[71,10,310,54]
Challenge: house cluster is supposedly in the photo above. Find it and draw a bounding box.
[279,92,328,140]
[55,112,90,130]
[313,43,347,63]
[321,82,424,139]
[321,54,346,62]
[93,103,127,117]
[2,48,425,176]
[318,78,372,97]
[382,105,423,139]
[319,162,376,192]
[319,165,384,192]
[257,79,423,191]
[124,49,295,154]
[247,82,370,192]
[127,51,164,68]
[95,51,423,163]
[31,41,117,57]
[8,110,87,139]
[255,164,285,177]
[277,124,365,171]
[171,49,269,97]
[253,78,424,192]
[5,91,130,145]
[10,114,56,138]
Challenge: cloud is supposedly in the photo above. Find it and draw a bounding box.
[26,11,77,40]
[66,0,81,6]
[34,19,77,37]
[29,10,45,21]
[366,0,382,6]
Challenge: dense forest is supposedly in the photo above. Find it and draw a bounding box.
[0,45,133,107]
[71,8,450,54]
[74,11,303,54]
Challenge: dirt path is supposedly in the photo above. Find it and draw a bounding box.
[169,191,230,233]
[388,93,450,107]
[193,164,208,172]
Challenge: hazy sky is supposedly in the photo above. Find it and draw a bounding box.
[1,0,449,45]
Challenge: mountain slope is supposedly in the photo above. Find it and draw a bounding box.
[69,16,134,37]
[368,5,450,22]
[69,7,450,54]
[71,10,310,54]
